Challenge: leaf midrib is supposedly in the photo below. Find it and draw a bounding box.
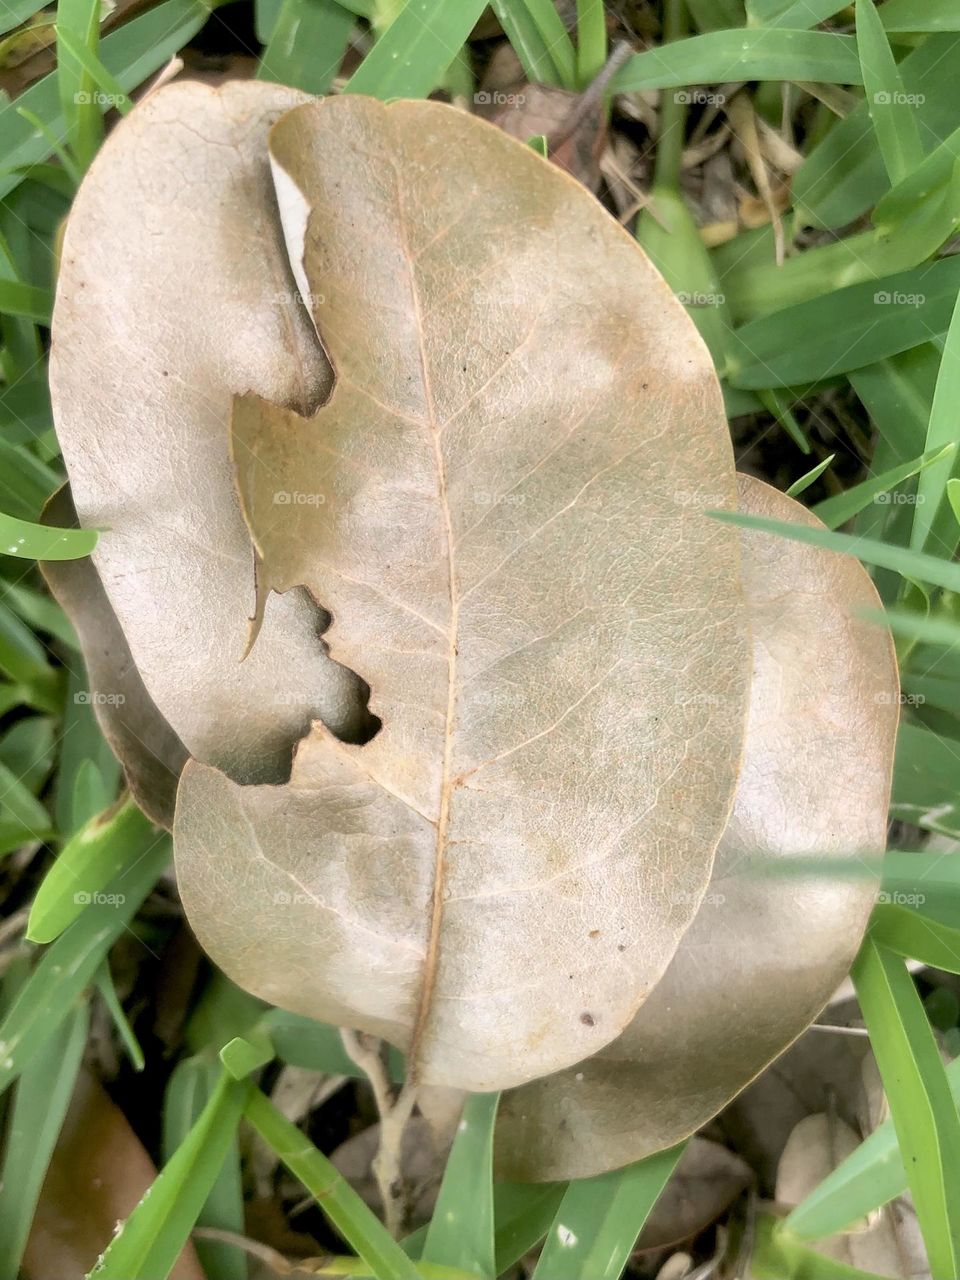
[391,151,458,1078]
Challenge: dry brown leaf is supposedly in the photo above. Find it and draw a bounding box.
[638,1137,751,1252]
[22,1069,205,1280]
[494,475,897,1179]
[488,83,607,190]
[655,1254,695,1280]
[776,1113,863,1219]
[171,92,749,1092]
[726,92,785,260]
[49,80,368,787]
[50,85,900,1141]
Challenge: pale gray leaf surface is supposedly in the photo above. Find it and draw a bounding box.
[174,96,750,1092]
[494,474,899,1178]
[49,80,367,785]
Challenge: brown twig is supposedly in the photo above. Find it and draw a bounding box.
[338,1029,418,1238]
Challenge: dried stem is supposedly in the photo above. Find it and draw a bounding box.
[339,1028,418,1238]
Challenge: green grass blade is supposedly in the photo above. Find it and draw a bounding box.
[612,30,862,93]
[747,0,847,27]
[948,476,960,526]
[264,1008,379,1074]
[902,669,960,715]
[811,444,955,529]
[638,189,732,367]
[852,937,960,1277]
[422,1092,498,1277]
[256,0,367,36]
[531,1144,685,1280]
[892,720,960,837]
[164,1056,248,1280]
[0,758,54,852]
[856,0,923,186]
[871,903,960,975]
[220,1031,274,1079]
[881,0,960,33]
[710,507,960,594]
[3,582,77,653]
[0,0,52,36]
[576,0,606,85]
[257,0,355,93]
[758,388,812,454]
[752,1214,890,1278]
[0,835,168,1097]
[514,0,577,88]
[245,1087,423,1280]
[784,1114,912,1242]
[68,754,115,836]
[717,179,960,320]
[54,664,120,835]
[793,33,960,230]
[786,454,835,497]
[874,124,960,233]
[911,290,960,554]
[0,441,60,523]
[0,280,52,323]
[489,0,563,84]
[14,107,84,186]
[728,255,960,388]
[56,24,133,118]
[686,0,745,29]
[55,0,102,171]
[90,1070,252,1280]
[407,1182,568,1275]
[0,999,88,1278]
[0,510,97,560]
[0,0,216,202]
[95,960,146,1070]
[786,1036,960,1240]
[851,345,939,461]
[0,378,52,445]
[0,715,55,795]
[346,0,488,99]
[493,1183,567,1273]
[0,220,41,380]
[0,598,59,711]
[27,796,159,944]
